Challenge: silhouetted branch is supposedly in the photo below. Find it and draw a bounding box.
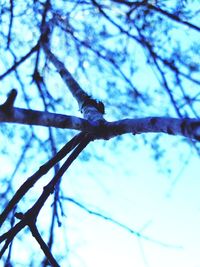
[0,220,25,257]
[62,26,141,99]
[144,2,200,32]
[27,135,91,217]
[7,0,14,48]
[44,128,61,264]
[4,208,16,266]
[34,0,51,71]
[0,134,90,262]
[112,0,200,32]
[91,0,200,86]
[1,89,17,113]
[0,133,85,227]
[0,44,39,80]
[29,223,60,267]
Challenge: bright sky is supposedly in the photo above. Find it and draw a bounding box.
[49,134,200,267]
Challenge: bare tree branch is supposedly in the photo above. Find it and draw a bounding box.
[0,44,39,80]
[43,46,105,122]
[7,0,14,48]
[29,223,60,267]
[0,133,85,227]
[0,106,91,131]
[0,100,200,141]
[112,0,200,32]
[0,134,90,262]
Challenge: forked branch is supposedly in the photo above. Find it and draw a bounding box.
[0,92,200,141]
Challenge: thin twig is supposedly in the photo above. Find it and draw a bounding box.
[64,197,182,249]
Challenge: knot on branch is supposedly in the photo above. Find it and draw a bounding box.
[0,89,17,114]
[33,70,44,83]
[90,121,110,140]
[181,119,200,141]
[81,98,105,114]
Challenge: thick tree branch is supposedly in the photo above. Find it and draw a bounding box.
[0,106,91,131]
[103,117,200,141]
[0,104,200,141]
[43,45,105,122]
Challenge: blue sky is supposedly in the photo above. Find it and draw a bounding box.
[57,135,200,267]
[0,1,200,266]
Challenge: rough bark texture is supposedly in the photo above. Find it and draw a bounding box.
[0,103,200,141]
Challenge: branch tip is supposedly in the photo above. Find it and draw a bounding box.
[1,89,18,112]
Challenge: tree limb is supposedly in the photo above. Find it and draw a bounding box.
[29,223,60,267]
[43,45,105,122]
[0,103,200,140]
[0,133,85,227]
[0,106,91,131]
[0,44,39,80]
